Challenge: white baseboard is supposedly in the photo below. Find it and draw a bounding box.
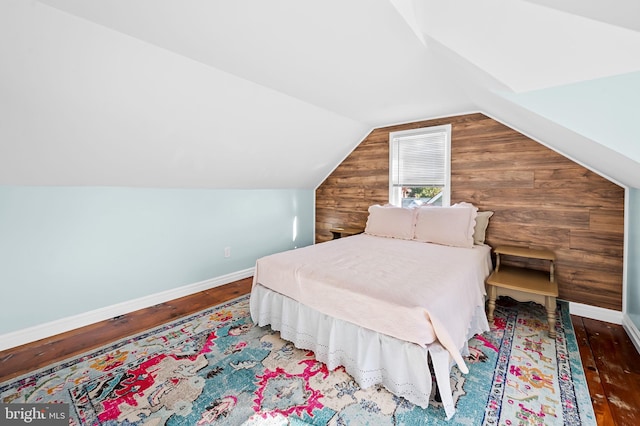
[0,268,254,352]
[568,301,623,325]
[622,314,640,354]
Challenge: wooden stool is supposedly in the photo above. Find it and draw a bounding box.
[486,245,558,338]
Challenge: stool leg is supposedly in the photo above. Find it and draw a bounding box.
[487,285,497,323]
[545,296,557,338]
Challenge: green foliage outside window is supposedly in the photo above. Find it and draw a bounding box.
[404,187,442,199]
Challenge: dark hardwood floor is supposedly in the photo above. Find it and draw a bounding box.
[1,277,639,425]
[0,277,253,382]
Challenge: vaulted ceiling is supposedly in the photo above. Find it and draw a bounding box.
[1,0,639,189]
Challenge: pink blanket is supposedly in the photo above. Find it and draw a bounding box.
[253,234,492,373]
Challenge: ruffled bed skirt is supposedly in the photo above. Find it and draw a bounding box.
[250,284,489,419]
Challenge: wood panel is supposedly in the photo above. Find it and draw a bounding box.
[315,113,625,310]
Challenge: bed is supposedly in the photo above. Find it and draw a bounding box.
[250,203,494,419]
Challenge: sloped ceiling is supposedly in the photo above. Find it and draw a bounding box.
[405,0,640,188]
[1,0,639,189]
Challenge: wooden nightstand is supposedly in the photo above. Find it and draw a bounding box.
[486,245,559,338]
[329,227,363,239]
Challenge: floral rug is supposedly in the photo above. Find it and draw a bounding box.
[0,295,595,425]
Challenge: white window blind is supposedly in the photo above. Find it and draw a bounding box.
[390,130,447,188]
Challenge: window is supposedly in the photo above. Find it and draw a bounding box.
[389,124,451,207]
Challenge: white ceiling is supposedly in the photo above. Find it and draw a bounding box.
[1,0,639,189]
[33,0,474,125]
[413,0,640,93]
[526,0,640,32]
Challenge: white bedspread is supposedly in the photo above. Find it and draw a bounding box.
[253,234,492,373]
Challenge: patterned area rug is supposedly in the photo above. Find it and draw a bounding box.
[0,295,595,425]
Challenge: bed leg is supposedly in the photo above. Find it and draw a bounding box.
[430,345,456,419]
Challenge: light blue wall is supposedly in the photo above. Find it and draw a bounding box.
[628,188,640,329]
[0,186,314,335]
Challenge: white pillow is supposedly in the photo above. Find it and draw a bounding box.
[414,206,477,248]
[364,205,416,240]
[453,202,493,245]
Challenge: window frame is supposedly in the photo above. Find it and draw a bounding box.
[388,124,452,207]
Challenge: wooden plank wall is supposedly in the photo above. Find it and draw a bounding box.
[315,113,625,311]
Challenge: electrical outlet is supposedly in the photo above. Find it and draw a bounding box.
[224,247,231,258]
